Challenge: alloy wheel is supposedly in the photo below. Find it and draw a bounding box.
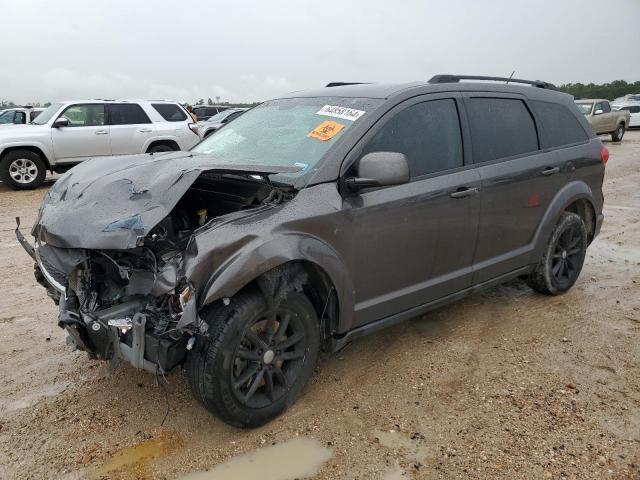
[551,225,583,284]
[231,307,307,408]
[8,158,39,184]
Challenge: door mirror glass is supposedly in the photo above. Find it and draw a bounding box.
[594,109,604,115]
[53,117,70,128]
[346,152,410,191]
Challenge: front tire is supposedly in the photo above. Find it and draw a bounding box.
[527,212,588,295]
[0,150,46,190]
[611,124,625,142]
[187,290,320,428]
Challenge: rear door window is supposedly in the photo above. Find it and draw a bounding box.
[152,103,188,122]
[530,100,588,147]
[466,97,539,163]
[108,104,151,125]
[362,98,463,177]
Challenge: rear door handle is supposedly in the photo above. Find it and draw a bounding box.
[139,128,153,133]
[541,166,560,176]
[450,187,480,199]
[94,130,108,135]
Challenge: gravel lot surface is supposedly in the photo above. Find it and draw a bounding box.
[0,131,638,479]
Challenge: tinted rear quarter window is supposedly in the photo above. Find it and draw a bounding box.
[530,100,588,147]
[363,98,463,177]
[109,104,151,125]
[466,97,539,163]
[152,103,188,122]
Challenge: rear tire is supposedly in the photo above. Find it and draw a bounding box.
[527,212,587,295]
[148,144,174,153]
[186,290,320,428]
[611,124,625,142]
[0,150,46,190]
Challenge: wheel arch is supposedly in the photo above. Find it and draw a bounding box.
[530,180,598,262]
[564,198,596,243]
[0,145,52,170]
[144,138,180,152]
[196,236,352,349]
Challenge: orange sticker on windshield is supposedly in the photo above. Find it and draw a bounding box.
[308,120,345,141]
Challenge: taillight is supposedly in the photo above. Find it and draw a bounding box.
[601,146,609,165]
[188,123,199,136]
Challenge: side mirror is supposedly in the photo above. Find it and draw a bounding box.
[53,117,69,128]
[346,152,410,192]
[594,109,604,115]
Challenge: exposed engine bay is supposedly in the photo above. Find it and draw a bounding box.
[21,170,296,372]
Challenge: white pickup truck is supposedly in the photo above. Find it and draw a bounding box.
[575,99,630,142]
[0,100,201,189]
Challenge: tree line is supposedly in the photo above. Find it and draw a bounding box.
[558,80,640,100]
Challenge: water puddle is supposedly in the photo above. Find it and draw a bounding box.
[89,429,183,479]
[181,437,332,480]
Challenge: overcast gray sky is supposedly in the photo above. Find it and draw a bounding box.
[2,0,639,104]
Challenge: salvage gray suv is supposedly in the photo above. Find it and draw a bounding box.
[18,75,606,428]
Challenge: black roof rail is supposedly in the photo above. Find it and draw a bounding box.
[325,82,369,88]
[428,74,557,90]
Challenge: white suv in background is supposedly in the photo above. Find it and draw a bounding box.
[0,106,45,125]
[0,100,201,189]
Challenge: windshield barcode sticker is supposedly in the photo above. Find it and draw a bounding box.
[316,105,365,121]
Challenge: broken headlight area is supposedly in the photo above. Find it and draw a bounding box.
[40,246,197,373]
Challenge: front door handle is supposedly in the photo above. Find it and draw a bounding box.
[94,130,108,135]
[450,187,480,199]
[541,166,560,176]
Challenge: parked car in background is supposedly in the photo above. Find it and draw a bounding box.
[618,104,640,127]
[0,106,45,125]
[0,100,200,189]
[197,108,248,139]
[20,74,605,427]
[575,99,630,141]
[192,105,229,121]
[612,94,640,110]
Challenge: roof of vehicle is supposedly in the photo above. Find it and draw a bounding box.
[1,106,45,111]
[193,105,232,109]
[278,76,571,103]
[574,99,609,103]
[54,99,183,105]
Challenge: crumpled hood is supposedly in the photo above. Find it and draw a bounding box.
[33,151,298,250]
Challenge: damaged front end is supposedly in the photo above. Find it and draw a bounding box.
[43,244,194,372]
[18,154,299,373]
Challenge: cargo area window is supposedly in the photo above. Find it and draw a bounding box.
[531,100,588,148]
[466,97,539,163]
[152,103,188,122]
